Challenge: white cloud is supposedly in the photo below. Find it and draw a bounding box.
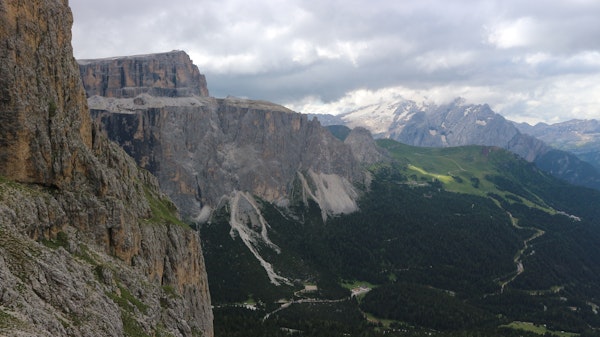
[486,17,537,49]
[415,51,475,73]
[523,52,552,66]
[69,0,600,123]
[191,52,261,74]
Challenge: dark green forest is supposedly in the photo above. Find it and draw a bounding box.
[201,140,600,336]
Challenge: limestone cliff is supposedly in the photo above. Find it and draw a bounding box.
[0,1,212,336]
[0,0,92,187]
[344,127,388,165]
[79,50,209,98]
[82,66,364,222]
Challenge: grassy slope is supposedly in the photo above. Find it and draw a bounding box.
[377,139,555,212]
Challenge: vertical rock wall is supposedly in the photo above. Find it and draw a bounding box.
[0,1,213,336]
[0,0,92,187]
[89,95,363,222]
[78,51,210,98]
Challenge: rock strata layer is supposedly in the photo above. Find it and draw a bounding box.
[0,1,213,336]
[91,95,363,222]
[79,50,209,98]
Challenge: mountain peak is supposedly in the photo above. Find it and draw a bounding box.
[313,96,600,190]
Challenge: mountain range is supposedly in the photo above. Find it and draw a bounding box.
[515,119,600,171]
[77,51,600,336]
[2,1,600,336]
[309,99,600,191]
[79,51,363,221]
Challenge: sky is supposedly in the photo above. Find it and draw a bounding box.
[69,0,600,124]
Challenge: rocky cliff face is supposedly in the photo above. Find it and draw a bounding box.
[0,1,212,336]
[81,58,364,223]
[78,50,209,98]
[0,0,92,188]
[344,127,387,165]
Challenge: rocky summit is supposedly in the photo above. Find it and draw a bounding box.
[0,1,212,336]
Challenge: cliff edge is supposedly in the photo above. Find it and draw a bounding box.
[80,51,370,286]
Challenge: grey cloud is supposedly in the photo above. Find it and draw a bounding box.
[70,0,600,122]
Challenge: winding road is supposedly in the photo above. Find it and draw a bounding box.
[499,212,545,293]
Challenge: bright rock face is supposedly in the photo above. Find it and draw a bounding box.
[0,1,213,336]
[0,0,92,187]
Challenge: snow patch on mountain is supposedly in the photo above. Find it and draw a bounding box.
[341,102,401,134]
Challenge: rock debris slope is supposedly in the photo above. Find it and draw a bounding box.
[0,1,212,336]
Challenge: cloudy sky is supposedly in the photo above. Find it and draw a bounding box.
[70,0,600,124]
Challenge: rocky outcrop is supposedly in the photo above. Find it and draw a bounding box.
[79,50,209,98]
[0,1,212,336]
[0,0,92,188]
[83,64,364,222]
[344,127,388,165]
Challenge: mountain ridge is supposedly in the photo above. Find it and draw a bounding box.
[309,97,600,190]
[515,118,600,171]
[79,51,370,286]
[74,51,600,336]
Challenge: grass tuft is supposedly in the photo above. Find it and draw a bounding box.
[143,187,189,228]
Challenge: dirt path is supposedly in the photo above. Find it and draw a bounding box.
[262,297,348,321]
[499,212,545,293]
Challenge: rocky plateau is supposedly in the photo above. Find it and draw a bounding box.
[79,52,368,223]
